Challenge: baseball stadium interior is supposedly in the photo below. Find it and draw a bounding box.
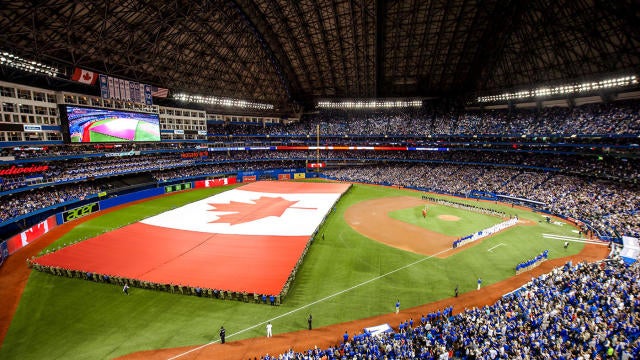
[1,1,640,359]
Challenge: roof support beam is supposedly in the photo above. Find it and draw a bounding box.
[231,0,303,103]
[374,0,386,97]
[461,0,524,94]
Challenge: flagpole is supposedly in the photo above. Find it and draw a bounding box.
[316,124,320,175]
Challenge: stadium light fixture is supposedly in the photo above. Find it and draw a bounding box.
[0,51,58,77]
[174,93,274,110]
[477,75,638,103]
[316,99,423,109]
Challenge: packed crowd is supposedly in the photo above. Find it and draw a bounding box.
[0,142,196,159]
[259,258,640,360]
[204,100,640,137]
[0,154,202,191]
[325,164,640,237]
[151,159,303,182]
[5,149,636,193]
[0,183,100,222]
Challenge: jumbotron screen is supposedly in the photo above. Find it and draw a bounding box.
[63,106,161,143]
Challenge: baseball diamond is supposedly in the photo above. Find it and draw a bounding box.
[1,2,639,359]
[0,181,610,359]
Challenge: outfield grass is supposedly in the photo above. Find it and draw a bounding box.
[0,183,584,359]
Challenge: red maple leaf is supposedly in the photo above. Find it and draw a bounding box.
[208,196,303,225]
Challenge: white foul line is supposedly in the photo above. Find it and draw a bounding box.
[488,243,505,252]
[542,234,608,245]
[167,246,454,360]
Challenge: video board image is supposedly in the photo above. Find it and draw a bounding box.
[65,106,161,143]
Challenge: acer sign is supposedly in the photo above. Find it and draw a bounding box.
[62,203,100,223]
[0,165,49,176]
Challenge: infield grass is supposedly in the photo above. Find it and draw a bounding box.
[1,182,586,360]
[389,204,504,237]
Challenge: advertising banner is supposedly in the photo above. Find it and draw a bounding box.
[62,202,100,223]
[6,216,56,254]
[165,183,192,193]
[194,177,237,188]
[307,163,325,168]
[242,175,257,182]
[0,241,8,268]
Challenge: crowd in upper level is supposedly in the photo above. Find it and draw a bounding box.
[0,183,100,222]
[257,258,640,360]
[2,150,637,194]
[206,100,640,137]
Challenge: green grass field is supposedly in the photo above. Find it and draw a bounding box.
[389,204,504,237]
[0,182,584,359]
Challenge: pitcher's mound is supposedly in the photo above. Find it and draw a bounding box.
[437,215,460,221]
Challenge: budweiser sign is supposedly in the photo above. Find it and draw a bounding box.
[181,151,208,159]
[0,165,49,176]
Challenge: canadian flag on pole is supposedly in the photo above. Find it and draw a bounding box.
[71,68,98,85]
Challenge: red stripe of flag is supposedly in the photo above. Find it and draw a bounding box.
[151,86,169,98]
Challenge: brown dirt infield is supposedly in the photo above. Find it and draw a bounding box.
[344,196,456,256]
[437,215,460,221]
[0,191,610,360]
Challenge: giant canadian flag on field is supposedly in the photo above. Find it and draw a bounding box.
[34,182,350,295]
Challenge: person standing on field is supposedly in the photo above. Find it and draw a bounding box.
[219,326,226,344]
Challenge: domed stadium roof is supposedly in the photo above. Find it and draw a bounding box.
[1,0,638,109]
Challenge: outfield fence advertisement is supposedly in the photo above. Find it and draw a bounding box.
[164,183,192,193]
[0,242,8,267]
[60,202,100,223]
[5,216,57,255]
[237,168,305,182]
[194,177,237,188]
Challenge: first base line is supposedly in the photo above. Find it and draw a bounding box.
[488,243,505,252]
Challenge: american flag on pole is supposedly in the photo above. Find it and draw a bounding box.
[151,86,169,98]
